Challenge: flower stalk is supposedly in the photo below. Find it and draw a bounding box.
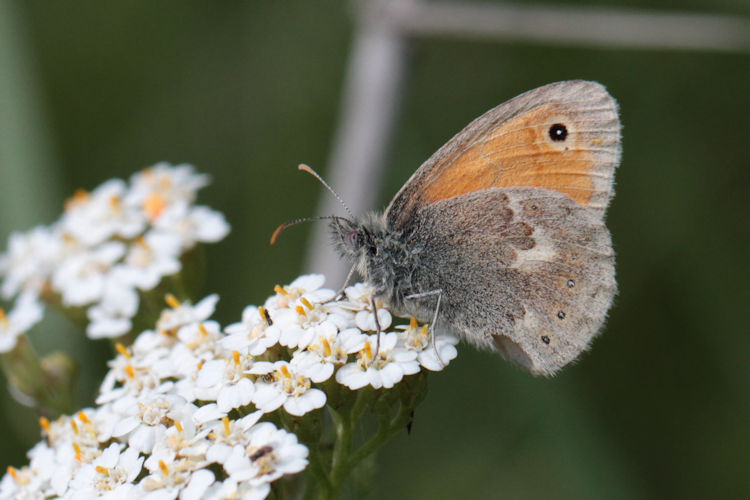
[0,335,74,415]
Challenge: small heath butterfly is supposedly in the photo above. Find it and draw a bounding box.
[278,80,620,376]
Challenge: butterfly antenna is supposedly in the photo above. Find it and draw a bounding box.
[270,215,347,245]
[298,164,354,219]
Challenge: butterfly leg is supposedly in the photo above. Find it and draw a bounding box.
[323,264,357,305]
[405,289,444,368]
[337,264,357,299]
[370,295,383,363]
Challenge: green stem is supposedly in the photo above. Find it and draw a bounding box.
[271,479,287,500]
[350,387,372,424]
[0,335,73,416]
[328,403,353,491]
[309,372,429,498]
[326,388,405,497]
[349,399,411,468]
[305,446,332,499]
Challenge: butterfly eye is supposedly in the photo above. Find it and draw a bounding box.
[346,230,359,246]
[548,123,568,142]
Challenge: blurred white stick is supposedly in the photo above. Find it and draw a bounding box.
[398,2,750,52]
[305,0,409,286]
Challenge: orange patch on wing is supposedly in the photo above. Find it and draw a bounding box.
[422,105,595,206]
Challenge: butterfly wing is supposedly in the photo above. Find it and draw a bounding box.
[385,80,620,229]
[396,188,615,376]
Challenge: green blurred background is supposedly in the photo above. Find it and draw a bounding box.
[1,0,748,498]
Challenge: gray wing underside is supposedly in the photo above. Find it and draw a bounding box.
[399,187,616,376]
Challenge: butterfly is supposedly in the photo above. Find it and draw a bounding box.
[280,80,620,376]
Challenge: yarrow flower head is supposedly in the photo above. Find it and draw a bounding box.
[0,274,459,498]
[0,163,230,347]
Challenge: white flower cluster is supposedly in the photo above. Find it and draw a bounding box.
[0,275,458,499]
[0,164,230,350]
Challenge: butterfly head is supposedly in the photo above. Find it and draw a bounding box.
[329,212,389,275]
[330,216,372,258]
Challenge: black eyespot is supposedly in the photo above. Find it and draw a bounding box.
[557,310,566,320]
[541,335,550,345]
[530,204,538,211]
[549,123,568,142]
[567,279,575,289]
